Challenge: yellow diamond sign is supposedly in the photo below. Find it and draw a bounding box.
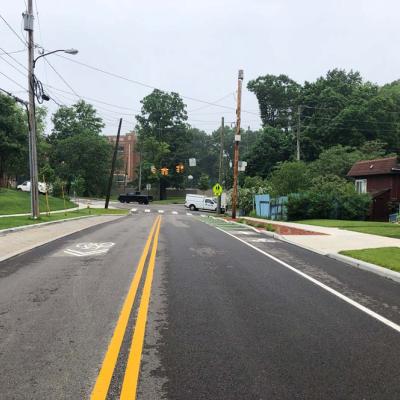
[212,183,223,196]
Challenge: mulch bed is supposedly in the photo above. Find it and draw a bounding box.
[224,217,327,236]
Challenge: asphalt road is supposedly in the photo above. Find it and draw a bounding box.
[0,212,399,399]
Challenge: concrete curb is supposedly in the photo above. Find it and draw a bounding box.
[0,215,95,236]
[216,217,399,284]
[0,207,80,218]
[0,215,125,263]
[328,253,400,284]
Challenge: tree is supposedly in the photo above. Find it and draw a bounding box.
[198,173,210,192]
[268,161,311,196]
[136,89,191,198]
[299,69,381,159]
[52,133,112,196]
[247,74,301,129]
[0,93,28,185]
[49,100,104,142]
[245,127,295,178]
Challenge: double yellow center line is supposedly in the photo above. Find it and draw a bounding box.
[91,216,162,400]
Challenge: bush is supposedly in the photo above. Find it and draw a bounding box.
[51,178,65,198]
[287,177,371,221]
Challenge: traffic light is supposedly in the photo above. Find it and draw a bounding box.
[160,167,169,176]
[175,163,184,173]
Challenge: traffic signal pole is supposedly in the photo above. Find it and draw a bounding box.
[231,70,243,219]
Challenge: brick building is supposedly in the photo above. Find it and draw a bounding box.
[106,131,139,185]
[347,156,400,220]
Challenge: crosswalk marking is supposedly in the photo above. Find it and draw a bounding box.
[144,209,151,213]
[158,210,164,214]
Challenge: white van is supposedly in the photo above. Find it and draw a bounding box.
[17,181,49,194]
[185,194,225,212]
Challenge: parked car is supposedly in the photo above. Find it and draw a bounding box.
[17,181,50,194]
[118,192,153,204]
[185,194,225,212]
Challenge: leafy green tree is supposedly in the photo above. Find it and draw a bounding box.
[268,161,311,196]
[247,74,301,129]
[136,89,191,198]
[49,100,104,142]
[0,93,28,184]
[52,132,112,196]
[198,173,210,192]
[245,127,295,178]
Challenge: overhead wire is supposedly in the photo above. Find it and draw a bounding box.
[0,70,27,92]
[55,53,260,116]
[0,14,27,47]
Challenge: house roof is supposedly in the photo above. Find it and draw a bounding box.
[347,156,400,177]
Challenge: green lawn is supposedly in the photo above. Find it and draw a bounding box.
[0,208,128,230]
[340,247,400,273]
[152,197,185,205]
[296,219,400,239]
[0,188,76,215]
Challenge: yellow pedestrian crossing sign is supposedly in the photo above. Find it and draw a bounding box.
[213,183,223,196]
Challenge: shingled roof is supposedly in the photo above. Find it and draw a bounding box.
[347,156,400,177]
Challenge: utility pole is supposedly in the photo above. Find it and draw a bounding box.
[25,0,40,219]
[105,118,122,209]
[217,116,224,214]
[231,69,244,219]
[138,149,142,192]
[296,105,301,161]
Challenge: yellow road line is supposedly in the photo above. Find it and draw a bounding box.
[90,216,160,400]
[120,216,162,399]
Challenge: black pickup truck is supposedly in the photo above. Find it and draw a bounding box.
[118,192,153,205]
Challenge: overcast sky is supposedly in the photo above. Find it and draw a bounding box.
[1,0,400,135]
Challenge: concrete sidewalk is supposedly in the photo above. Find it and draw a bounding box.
[0,215,123,262]
[243,217,400,254]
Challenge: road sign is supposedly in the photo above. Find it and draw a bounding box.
[146,183,151,190]
[189,158,196,167]
[213,183,223,196]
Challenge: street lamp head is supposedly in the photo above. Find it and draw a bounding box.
[64,48,78,55]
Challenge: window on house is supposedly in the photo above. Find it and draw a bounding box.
[355,179,367,194]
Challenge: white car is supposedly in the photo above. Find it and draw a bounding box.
[185,194,225,212]
[17,181,49,194]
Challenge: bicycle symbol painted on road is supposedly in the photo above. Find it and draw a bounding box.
[64,242,115,257]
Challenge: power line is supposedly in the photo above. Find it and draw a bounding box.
[0,46,28,71]
[0,14,27,47]
[0,70,27,92]
[187,92,235,112]
[0,54,26,77]
[43,58,79,97]
[55,53,260,116]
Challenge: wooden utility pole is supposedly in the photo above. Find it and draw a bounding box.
[297,105,301,161]
[217,116,224,214]
[105,118,122,209]
[231,70,244,219]
[25,0,40,218]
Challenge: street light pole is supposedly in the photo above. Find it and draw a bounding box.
[231,70,244,219]
[26,0,40,219]
[24,1,78,219]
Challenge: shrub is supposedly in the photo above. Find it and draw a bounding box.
[287,176,371,220]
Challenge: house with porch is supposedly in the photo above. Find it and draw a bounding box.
[347,156,400,220]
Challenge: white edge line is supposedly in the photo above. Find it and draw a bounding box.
[214,226,400,334]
